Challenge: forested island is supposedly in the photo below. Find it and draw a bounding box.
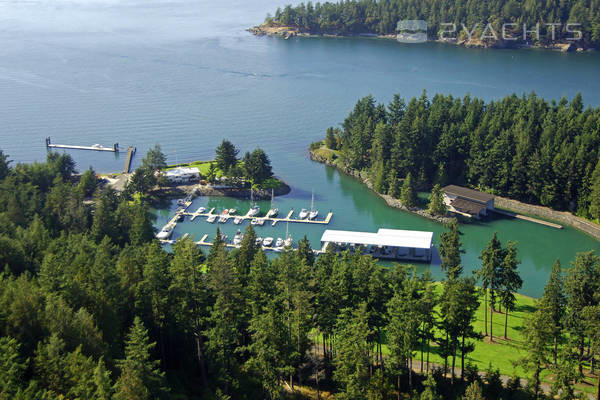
[311,92,600,224]
[252,0,600,50]
[1,148,600,399]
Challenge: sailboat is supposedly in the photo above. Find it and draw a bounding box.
[248,189,260,217]
[308,190,319,220]
[267,188,278,218]
[284,222,293,247]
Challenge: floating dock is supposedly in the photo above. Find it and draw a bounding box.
[183,208,333,226]
[123,146,137,173]
[46,137,119,152]
[194,234,322,254]
[493,209,563,229]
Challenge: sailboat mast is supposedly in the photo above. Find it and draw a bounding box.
[310,189,314,212]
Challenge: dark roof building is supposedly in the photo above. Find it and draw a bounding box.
[442,185,495,218]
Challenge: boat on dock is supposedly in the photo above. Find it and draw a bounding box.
[233,230,243,245]
[196,206,206,214]
[298,208,309,219]
[263,237,274,247]
[308,190,319,220]
[207,215,217,223]
[255,237,263,246]
[234,216,243,225]
[218,215,228,223]
[248,205,260,217]
[275,237,284,247]
[284,223,292,247]
[267,189,278,217]
[156,224,174,240]
[251,218,258,225]
[228,208,237,215]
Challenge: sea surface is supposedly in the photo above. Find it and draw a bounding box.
[2,0,600,297]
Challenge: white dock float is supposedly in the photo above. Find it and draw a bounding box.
[46,137,119,152]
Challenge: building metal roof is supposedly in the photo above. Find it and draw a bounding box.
[443,185,494,203]
[320,228,433,249]
[164,167,200,177]
[450,198,487,216]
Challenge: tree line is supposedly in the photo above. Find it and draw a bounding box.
[265,0,600,48]
[0,148,599,399]
[321,92,600,219]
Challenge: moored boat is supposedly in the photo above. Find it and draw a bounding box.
[233,230,243,245]
[234,216,243,225]
[275,237,284,247]
[207,215,217,223]
[248,205,260,217]
[156,225,174,240]
[298,208,309,219]
[263,237,274,247]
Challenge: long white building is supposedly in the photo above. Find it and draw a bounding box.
[320,228,433,262]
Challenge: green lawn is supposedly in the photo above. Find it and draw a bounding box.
[166,160,215,175]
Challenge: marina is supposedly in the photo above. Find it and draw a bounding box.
[182,206,333,226]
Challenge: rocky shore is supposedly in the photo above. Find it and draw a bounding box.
[309,149,455,225]
[153,179,291,201]
[249,24,586,52]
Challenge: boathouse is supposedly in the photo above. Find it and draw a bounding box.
[442,185,494,218]
[164,167,200,183]
[320,228,433,262]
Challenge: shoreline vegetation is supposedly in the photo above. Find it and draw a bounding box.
[310,91,600,241]
[123,140,291,202]
[249,24,581,52]
[250,0,600,51]
[2,149,600,399]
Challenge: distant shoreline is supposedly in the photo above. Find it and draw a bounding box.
[249,24,589,53]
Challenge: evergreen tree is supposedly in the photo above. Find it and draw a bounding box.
[0,337,27,398]
[477,233,504,341]
[244,148,273,184]
[325,127,337,149]
[438,220,463,279]
[464,381,485,400]
[499,241,522,339]
[388,169,400,198]
[427,184,447,216]
[539,260,566,367]
[114,317,168,400]
[0,150,11,180]
[519,309,553,400]
[215,140,239,173]
[400,172,417,208]
[333,303,372,400]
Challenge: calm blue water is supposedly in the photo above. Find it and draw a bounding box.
[2,0,600,297]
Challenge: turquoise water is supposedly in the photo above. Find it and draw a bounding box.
[2,0,600,297]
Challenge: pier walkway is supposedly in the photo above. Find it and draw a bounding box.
[494,209,563,229]
[123,146,137,173]
[46,137,119,152]
[183,208,333,226]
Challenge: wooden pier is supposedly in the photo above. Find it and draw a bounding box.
[46,137,119,152]
[123,146,137,173]
[182,208,333,226]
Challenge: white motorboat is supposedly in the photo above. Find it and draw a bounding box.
[229,208,237,215]
[256,218,265,226]
[206,215,217,223]
[275,237,284,247]
[234,216,243,225]
[233,230,243,245]
[298,208,309,219]
[248,205,260,217]
[156,225,174,240]
[218,215,228,223]
[197,206,206,214]
[250,218,258,225]
[177,199,186,206]
[91,143,102,149]
[255,237,263,246]
[262,237,274,247]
